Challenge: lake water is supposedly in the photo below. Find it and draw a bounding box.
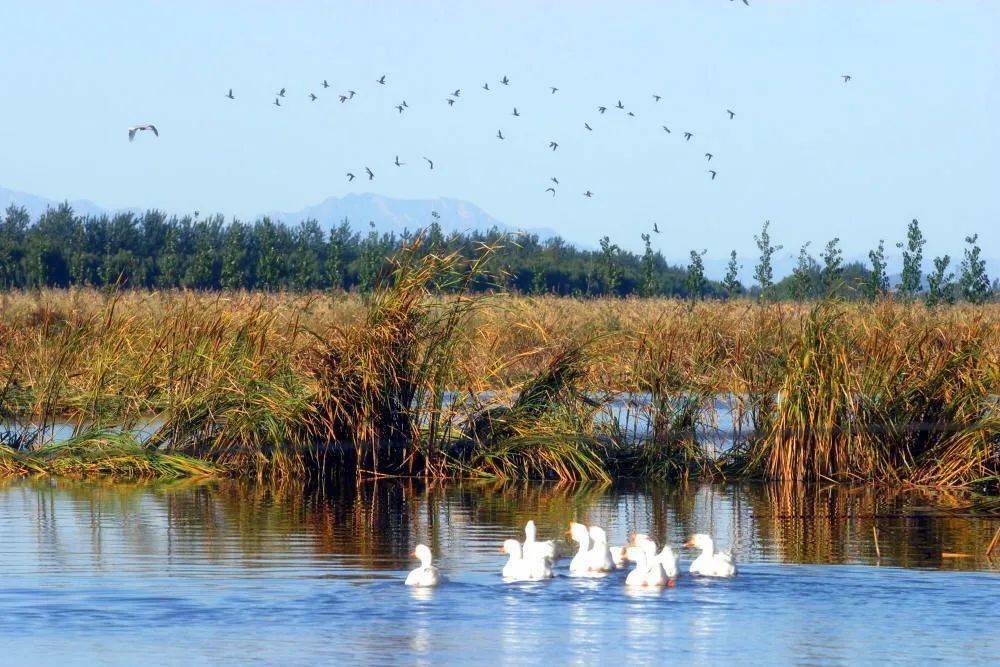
[1,478,997,665]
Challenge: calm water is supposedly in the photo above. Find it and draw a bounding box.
[1,478,997,666]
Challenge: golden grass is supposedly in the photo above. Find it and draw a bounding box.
[1,284,997,486]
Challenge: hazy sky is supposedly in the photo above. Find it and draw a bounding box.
[2,1,997,261]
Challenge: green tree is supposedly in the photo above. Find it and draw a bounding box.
[925,255,954,306]
[753,220,782,299]
[598,236,622,296]
[866,239,889,300]
[958,234,990,304]
[220,221,252,290]
[819,237,843,296]
[897,218,925,298]
[722,250,742,298]
[685,249,707,303]
[639,233,657,297]
[357,222,383,294]
[790,242,816,300]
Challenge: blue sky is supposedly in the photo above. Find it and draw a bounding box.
[1,1,997,263]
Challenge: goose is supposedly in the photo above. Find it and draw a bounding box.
[501,539,552,581]
[587,526,616,572]
[523,520,557,562]
[405,544,442,587]
[685,534,736,577]
[567,522,593,575]
[632,534,679,579]
[624,542,668,587]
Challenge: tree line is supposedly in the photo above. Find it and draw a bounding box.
[0,204,994,303]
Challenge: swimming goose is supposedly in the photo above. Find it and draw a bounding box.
[501,539,552,581]
[404,544,442,587]
[624,542,668,587]
[587,526,616,572]
[632,533,679,579]
[685,534,736,577]
[523,520,557,562]
[567,522,598,575]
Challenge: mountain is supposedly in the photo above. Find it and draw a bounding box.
[268,192,557,239]
[0,186,557,240]
[0,186,108,219]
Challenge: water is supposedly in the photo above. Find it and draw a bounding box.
[1,478,997,666]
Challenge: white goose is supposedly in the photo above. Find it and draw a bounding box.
[404,544,442,587]
[523,520,558,562]
[501,539,553,581]
[567,522,593,575]
[624,541,668,587]
[586,525,617,572]
[633,533,679,579]
[685,533,737,577]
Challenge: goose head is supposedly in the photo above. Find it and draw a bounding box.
[413,543,433,568]
[501,539,523,558]
[588,525,608,545]
[568,522,590,545]
[685,533,714,553]
[524,520,537,542]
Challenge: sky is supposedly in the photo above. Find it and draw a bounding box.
[1,0,998,265]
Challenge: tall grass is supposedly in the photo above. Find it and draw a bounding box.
[0,280,997,487]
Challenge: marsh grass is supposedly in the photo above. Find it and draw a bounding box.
[0,278,997,487]
[17,430,219,479]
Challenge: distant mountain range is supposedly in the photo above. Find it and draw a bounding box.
[0,186,556,240]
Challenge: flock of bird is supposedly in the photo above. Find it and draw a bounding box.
[405,520,736,588]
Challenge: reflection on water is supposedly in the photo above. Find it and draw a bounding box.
[1,478,997,665]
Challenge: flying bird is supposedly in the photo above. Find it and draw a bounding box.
[584,122,592,131]
[708,170,717,180]
[661,125,671,133]
[684,132,693,141]
[550,86,558,94]
[348,90,357,98]
[274,98,281,107]
[598,106,607,114]
[627,111,635,117]
[497,129,505,140]
[402,100,408,108]
[446,98,455,106]
[346,172,356,182]
[128,124,158,141]
[548,141,558,151]
[653,223,660,234]
[278,88,286,97]
[583,190,593,198]
[616,100,624,109]
[501,75,510,85]
[423,157,434,169]
[545,187,556,196]
[395,155,405,167]
[309,93,318,101]
[226,88,235,100]
[322,80,330,88]
[396,104,404,113]
[339,95,348,103]
[377,75,386,84]
[551,177,559,185]
[453,89,461,97]
[365,167,375,180]
[727,109,735,119]
[653,94,662,102]
[705,153,713,161]
[512,107,520,117]
[842,74,852,83]
[431,210,440,219]
[483,82,490,91]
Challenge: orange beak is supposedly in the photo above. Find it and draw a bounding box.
[683,539,694,548]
